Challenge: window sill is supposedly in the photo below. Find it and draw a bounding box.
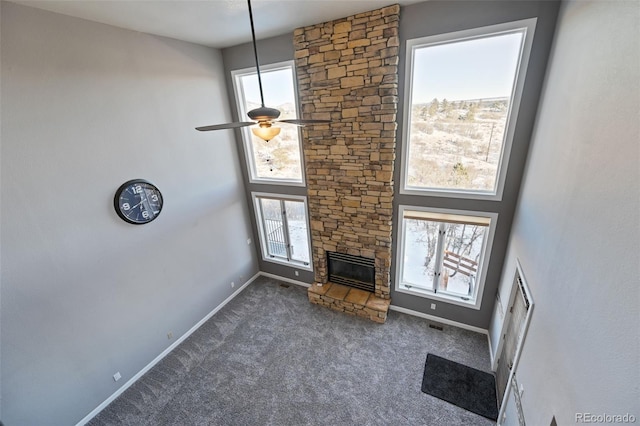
[249,177,306,187]
[262,256,313,272]
[399,185,502,201]
[396,284,481,310]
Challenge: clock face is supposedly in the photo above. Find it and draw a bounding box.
[114,179,163,225]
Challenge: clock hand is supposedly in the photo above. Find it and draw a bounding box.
[134,190,158,220]
[123,197,146,218]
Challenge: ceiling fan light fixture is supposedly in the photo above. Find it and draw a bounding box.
[252,125,281,142]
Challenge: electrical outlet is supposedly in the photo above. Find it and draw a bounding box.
[167,332,173,340]
[113,372,121,382]
[231,282,235,288]
[246,238,251,245]
[294,271,299,276]
[430,303,436,310]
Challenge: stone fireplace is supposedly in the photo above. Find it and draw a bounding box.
[293,5,400,323]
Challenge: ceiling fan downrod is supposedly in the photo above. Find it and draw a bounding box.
[245,0,280,122]
[248,0,265,108]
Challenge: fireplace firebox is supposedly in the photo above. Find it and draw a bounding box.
[327,251,375,293]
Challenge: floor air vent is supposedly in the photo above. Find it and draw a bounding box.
[429,324,444,331]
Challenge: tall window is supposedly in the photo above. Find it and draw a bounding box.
[252,193,312,270]
[402,19,536,199]
[396,206,497,308]
[233,61,304,185]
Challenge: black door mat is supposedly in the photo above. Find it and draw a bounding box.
[421,353,498,421]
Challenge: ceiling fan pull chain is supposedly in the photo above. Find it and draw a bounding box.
[247,0,266,108]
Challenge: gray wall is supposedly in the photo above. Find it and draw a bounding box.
[0,2,258,424]
[222,2,559,329]
[222,34,316,284]
[0,2,3,420]
[491,1,639,423]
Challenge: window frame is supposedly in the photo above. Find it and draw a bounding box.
[395,205,498,309]
[252,192,313,271]
[400,18,537,201]
[232,61,306,187]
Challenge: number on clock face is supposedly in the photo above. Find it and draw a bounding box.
[114,180,163,224]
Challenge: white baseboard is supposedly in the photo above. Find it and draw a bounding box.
[487,333,495,371]
[76,272,261,426]
[389,305,489,335]
[258,271,311,288]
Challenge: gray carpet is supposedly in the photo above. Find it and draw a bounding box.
[88,276,495,425]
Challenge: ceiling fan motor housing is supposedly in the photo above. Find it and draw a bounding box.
[247,106,281,121]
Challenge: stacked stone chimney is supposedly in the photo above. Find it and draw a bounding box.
[293,4,400,303]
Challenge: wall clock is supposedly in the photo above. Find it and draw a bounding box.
[114,179,163,225]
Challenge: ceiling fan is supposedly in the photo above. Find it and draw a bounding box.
[196,0,330,142]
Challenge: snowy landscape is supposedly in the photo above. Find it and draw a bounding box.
[248,101,303,180]
[401,218,487,297]
[406,97,509,192]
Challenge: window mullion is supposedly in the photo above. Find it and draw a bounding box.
[257,198,270,257]
[280,200,292,261]
[433,222,447,292]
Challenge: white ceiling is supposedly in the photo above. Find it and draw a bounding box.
[10,0,422,48]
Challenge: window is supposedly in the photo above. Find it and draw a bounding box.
[233,61,305,185]
[401,19,536,199]
[252,193,312,270]
[396,206,497,308]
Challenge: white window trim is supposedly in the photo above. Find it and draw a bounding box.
[394,204,498,309]
[232,61,306,187]
[400,18,537,201]
[252,191,313,271]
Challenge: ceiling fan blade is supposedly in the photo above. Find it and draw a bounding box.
[196,122,255,132]
[276,119,332,126]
